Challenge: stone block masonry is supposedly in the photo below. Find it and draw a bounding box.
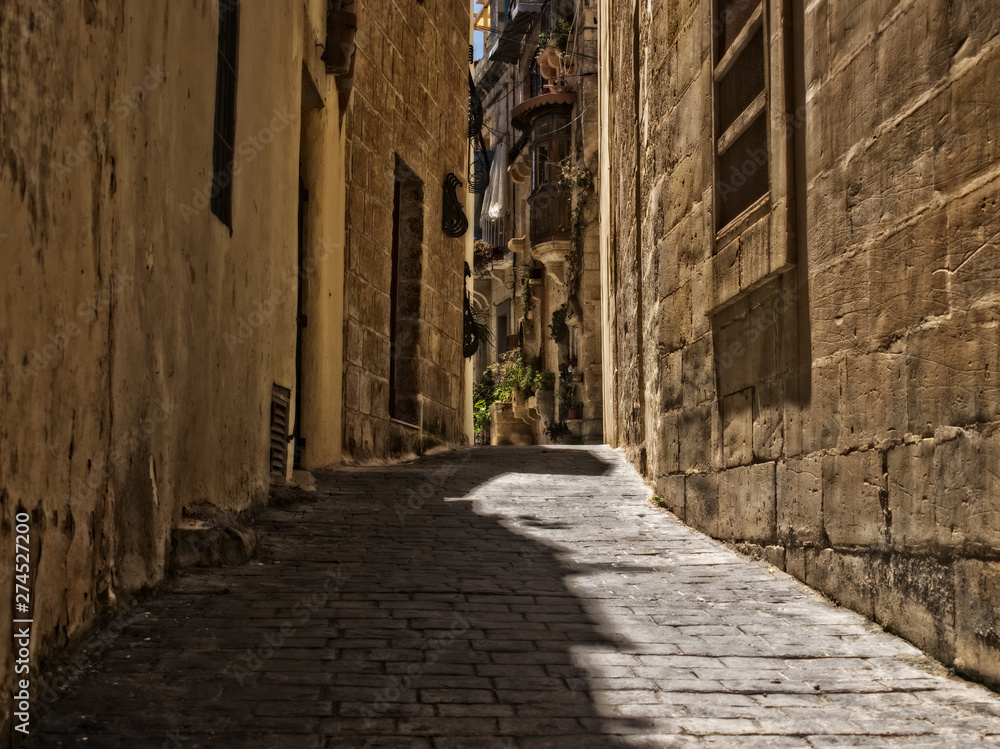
[19,447,1000,746]
[342,0,471,462]
[0,0,348,742]
[602,0,1000,686]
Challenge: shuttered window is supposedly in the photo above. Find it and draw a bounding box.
[714,0,768,231]
[269,385,291,478]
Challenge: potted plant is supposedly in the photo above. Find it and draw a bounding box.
[544,420,571,444]
[559,386,576,419]
[520,272,534,319]
[473,239,492,273]
[535,19,572,60]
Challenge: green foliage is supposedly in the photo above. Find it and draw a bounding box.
[520,266,534,315]
[549,304,569,343]
[474,240,508,275]
[560,163,594,192]
[474,364,496,403]
[473,367,498,439]
[474,398,492,435]
[535,18,573,58]
[481,351,538,406]
[474,353,546,439]
[559,385,576,408]
[468,305,493,346]
[533,370,556,391]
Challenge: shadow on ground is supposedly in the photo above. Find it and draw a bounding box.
[23,447,646,748]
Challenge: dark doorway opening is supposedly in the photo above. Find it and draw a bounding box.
[389,157,424,426]
[294,176,309,468]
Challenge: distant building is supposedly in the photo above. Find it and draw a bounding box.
[471,0,603,445]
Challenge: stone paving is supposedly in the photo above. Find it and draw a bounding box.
[22,446,1000,748]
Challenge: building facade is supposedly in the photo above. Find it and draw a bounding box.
[599,0,1000,686]
[0,0,470,741]
[342,0,472,461]
[471,0,603,445]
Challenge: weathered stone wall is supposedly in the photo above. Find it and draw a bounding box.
[603,0,1000,686]
[343,0,470,462]
[0,0,342,741]
[568,0,604,442]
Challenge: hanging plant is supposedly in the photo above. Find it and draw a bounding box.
[564,206,585,295]
[463,296,493,358]
[535,19,572,58]
[549,304,569,344]
[520,266,534,315]
[473,239,492,271]
[560,163,594,192]
[474,240,508,276]
[559,385,576,408]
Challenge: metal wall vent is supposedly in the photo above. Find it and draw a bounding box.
[269,384,291,478]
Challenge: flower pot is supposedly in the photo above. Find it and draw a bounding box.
[324,11,358,75]
[567,407,579,420]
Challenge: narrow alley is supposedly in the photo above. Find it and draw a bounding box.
[23,447,1000,748]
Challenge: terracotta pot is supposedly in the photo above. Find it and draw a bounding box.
[567,407,579,420]
[324,11,358,75]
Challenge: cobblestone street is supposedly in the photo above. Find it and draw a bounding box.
[24,447,1000,748]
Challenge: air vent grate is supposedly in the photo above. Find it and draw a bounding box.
[269,384,291,478]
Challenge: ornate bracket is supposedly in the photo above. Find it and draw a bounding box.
[463,292,481,358]
[469,74,483,139]
[442,172,469,238]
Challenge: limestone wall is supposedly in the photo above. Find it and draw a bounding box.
[0,0,343,741]
[602,0,1000,686]
[342,0,470,461]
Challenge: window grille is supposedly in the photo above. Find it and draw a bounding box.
[212,0,240,228]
